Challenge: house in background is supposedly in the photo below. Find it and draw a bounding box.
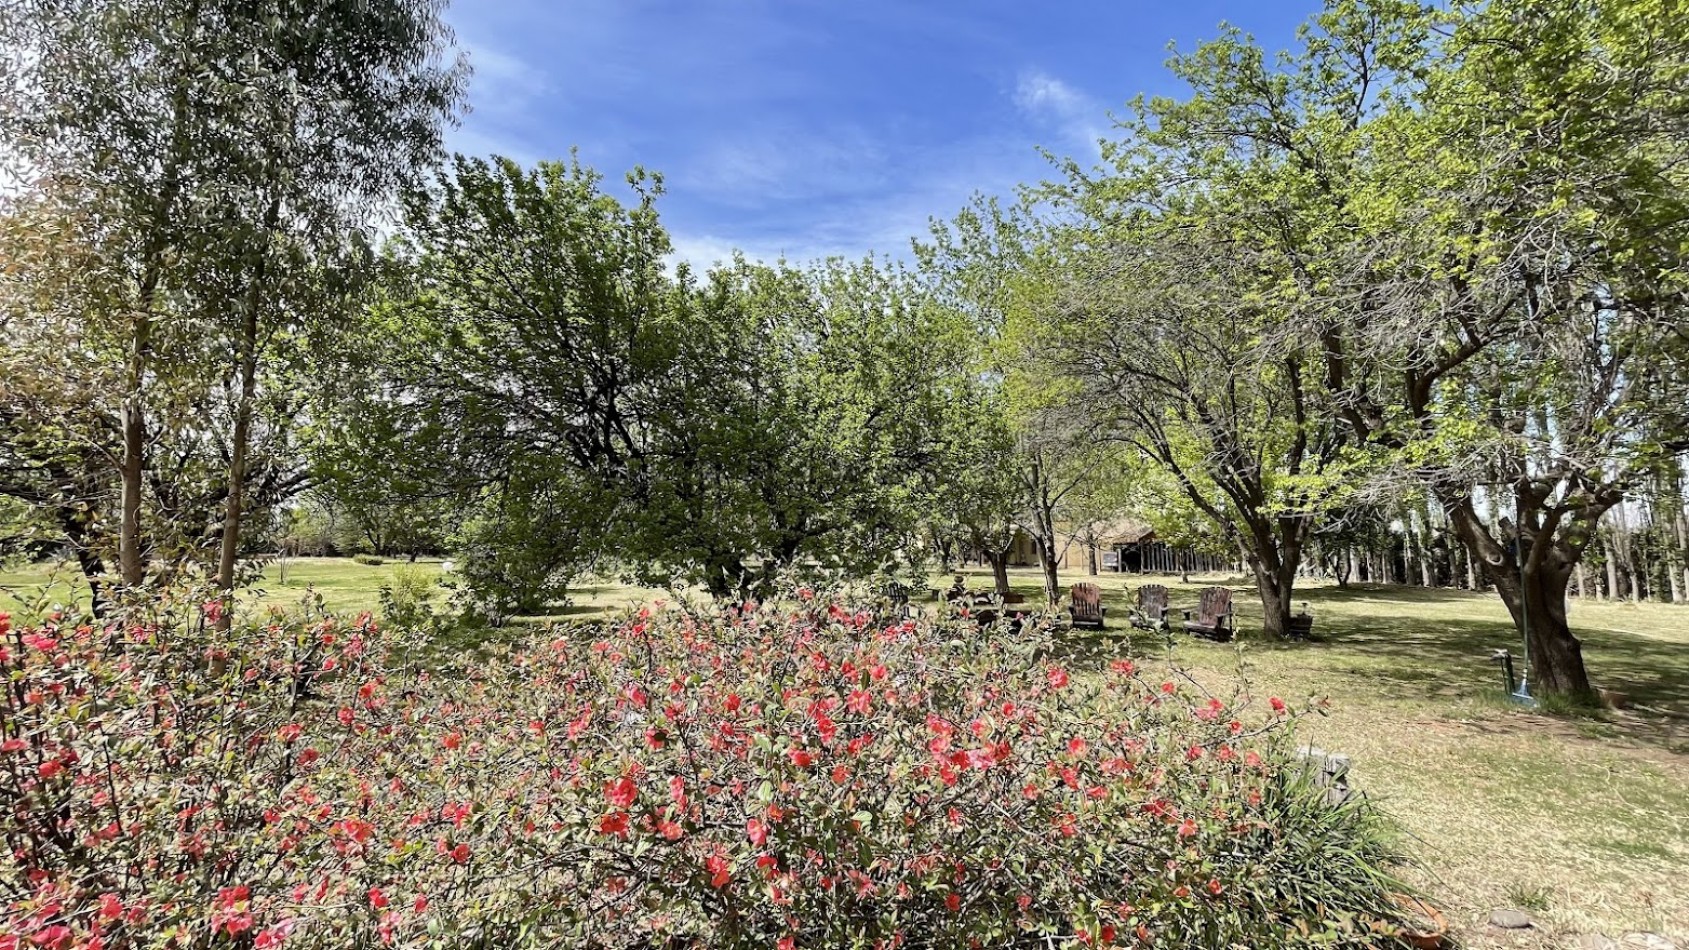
[997,518,1234,576]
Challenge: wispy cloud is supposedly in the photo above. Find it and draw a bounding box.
[441,40,556,167]
[668,127,1047,273]
[1012,69,1110,158]
[678,126,889,206]
[435,1,1175,267]
[461,41,551,116]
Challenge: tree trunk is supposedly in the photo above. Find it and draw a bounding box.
[1444,495,1596,699]
[1416,526,1435,587]
[118,336,149,586]
[1036,539,1060,606]
[1243,519,1301,638]
[1248,554,1296,639]
[1496,561,1593,698]
[214,198,280,626]
[114,58,198,590]
[985,550,1011,599]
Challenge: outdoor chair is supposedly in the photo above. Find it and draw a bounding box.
[882,582,911,621]
[1129,584,1171,632]
[1182,587,1235,641]
[1067,582,1107,629]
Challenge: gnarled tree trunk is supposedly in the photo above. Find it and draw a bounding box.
[1444,493,1598,700]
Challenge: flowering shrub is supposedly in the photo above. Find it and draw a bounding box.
[2,590,1415,948]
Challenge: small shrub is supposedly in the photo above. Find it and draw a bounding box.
[379,563,436,631]
[351,552,385,566]
[1505,884,1552,911]
[1,590,1416,949]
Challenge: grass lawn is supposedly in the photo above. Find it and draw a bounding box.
[3,558,1684,946]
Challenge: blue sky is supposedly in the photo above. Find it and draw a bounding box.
[443,1,1317,270]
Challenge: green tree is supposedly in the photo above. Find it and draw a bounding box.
[0,0,465,609]
[375,156,982,605]
[1023,211,1349,637]
[920,195,1117,606]
[1306,0,1689,696]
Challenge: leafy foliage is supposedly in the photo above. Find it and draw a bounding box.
[0,0,464,594]
[355,157,988,605]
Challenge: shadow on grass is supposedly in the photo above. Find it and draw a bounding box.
[1191,583,1689,753]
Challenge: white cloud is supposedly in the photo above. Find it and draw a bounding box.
[680,126,889,206]
[462,41,551,112]
[1012,69,1110,157]
[1014,71,1085,116]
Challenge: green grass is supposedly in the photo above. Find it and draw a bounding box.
[4,558,1686,946]
[0,557,667,619]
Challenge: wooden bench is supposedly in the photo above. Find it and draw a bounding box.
[1182,587,1235,641]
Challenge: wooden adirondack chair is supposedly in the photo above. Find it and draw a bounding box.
[882,582,911,621]
[1182,587,1235,641]
[1129,584,1171,631]
[1067,583,1107,629]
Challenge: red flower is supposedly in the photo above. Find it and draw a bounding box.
[705,851,731,888]
[746,818,768,847]
[1047,666,1069,689]
[38,759,63,779]
[605,776,638,809]
[97,893,123,920]
[30,926,73,949]
[1269,696,1287,714]
[945,892,961,912]
[442,732,462,750]
[846,689,872,715]
[787,747,815,768]
[449,843,471,863]
[598,812,630,839]
[369,886,388,909]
